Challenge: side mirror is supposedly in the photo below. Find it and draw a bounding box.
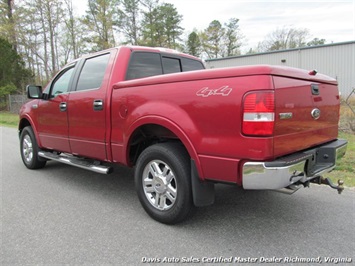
[26,85,43,99]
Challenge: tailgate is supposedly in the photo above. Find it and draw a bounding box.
[273,75,340,157]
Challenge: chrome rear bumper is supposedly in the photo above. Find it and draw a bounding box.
[242,139,347,190]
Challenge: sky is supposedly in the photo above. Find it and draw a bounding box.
[74,0,355,53]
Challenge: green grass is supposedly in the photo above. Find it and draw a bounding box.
[326,132,355,188]
[1,111,354,187]
[0,111,19,127]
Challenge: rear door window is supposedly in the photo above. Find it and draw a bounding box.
[76,53,110,91]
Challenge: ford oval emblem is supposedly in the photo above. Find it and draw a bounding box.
[311,108,321,120]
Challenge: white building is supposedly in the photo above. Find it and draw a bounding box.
[206,41,355,97]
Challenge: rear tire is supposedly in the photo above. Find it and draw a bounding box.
[20,126,46,169]
[135,142,193,224]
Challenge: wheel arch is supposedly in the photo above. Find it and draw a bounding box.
[18,117,31,133]
[125,116,205,179]
[18,116,42,148]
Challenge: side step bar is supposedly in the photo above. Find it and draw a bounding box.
[38,151,113,174]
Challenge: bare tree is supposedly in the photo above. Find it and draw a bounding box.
[61,0,87,63]
[12,0,64,83]
[258,26,310,52]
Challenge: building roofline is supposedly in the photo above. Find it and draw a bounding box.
[205,40,355,62]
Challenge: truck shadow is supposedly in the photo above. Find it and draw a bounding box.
[41,160,320,225]
[34,160,354,257]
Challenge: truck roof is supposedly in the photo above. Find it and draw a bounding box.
[77,45,200,61]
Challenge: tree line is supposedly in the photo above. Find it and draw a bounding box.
[0,0,327,102]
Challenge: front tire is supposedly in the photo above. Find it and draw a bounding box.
[135,143,193,224]
[20,126,46,169]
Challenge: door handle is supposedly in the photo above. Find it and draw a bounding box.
[59,102,67,112]
[93,99,104,111]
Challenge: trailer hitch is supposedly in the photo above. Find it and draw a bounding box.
[310,176,344,194]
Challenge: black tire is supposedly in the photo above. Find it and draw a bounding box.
[135,142,193,224]
[20,126,46,169]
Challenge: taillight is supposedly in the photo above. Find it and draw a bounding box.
[242,91,275,136]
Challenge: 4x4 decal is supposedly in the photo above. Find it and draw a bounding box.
[196,86,233,97]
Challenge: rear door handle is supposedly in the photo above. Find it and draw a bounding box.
[59,102,67,112]
[93,99,103,111]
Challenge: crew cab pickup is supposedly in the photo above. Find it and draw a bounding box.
[19,46,348,224]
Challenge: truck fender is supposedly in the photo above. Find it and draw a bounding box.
[18,114,43,148]
[126,114,200,172]
[126,116,215,207]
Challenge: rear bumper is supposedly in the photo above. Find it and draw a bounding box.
[242,139,347,190]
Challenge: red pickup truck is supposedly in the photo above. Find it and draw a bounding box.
[19,46,347,224]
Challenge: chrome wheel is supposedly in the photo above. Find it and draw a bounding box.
[22,134,33,163]
[20,126,46,169]
[142,160,177,210]
[135,143,193,224]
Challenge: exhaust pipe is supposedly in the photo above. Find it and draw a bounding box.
[274,184,302,195]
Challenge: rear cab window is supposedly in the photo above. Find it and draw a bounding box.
[162,57,181,74]
[126,51,204,80]
[126,52,163,80]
